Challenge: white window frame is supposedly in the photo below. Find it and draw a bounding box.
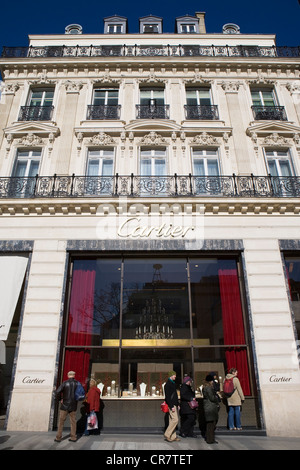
[86,148,115,176]
[180,23,196,33]
[264,149,295,177]
[92,88,119,106]
[107,24,123,34]
[12,149,42,177]
[250,88,278,107]
[186,88,212,106]
[27,88,54,107]
[191,148,220,176]
[140,148,167,176]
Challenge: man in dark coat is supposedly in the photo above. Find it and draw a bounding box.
[54,370,79,442]
[202,374,220,444]
[179,376,198,438]
[164,371,180,442]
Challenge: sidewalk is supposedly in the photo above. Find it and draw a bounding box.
[0,429,299,451]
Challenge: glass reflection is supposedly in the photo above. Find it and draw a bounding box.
[122,259,189,340]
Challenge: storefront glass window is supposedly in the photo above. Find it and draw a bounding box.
[62,255,252,396]
[285,257,300,341]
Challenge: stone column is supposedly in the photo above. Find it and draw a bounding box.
[221,81,252,174]
[0,83,20,151]
[55,81,83,175]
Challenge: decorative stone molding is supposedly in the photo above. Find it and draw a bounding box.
[17,133,44,147]
[183,73,212,85]
[191,132,220,146]
[286,81,300,94]
[87,132,116,146]
[29,73,56,85]
[247,75,277,86]
[64,80,84,93]
[262,132,292,147]
[221,81,241,93]
[138,131,168,146]
[138,73,167,84]
[1,83,20,95]
[92,73,121,85]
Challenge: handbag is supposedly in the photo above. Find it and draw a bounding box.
[87,410,98,430]
[160,401,169,413]
[188,398,199,409]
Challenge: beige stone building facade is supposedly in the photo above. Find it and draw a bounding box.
[0,12,300,436]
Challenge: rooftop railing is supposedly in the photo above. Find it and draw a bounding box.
[1,45,300,59]
[1,174,300,199]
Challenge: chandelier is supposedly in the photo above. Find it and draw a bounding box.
[135,264,173,339]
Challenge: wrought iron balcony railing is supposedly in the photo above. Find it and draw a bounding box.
[1,174,300,199]
[252,105,287,121]
[18,105,54,121]
[86,104,121,120]
[136,104,169,119]
[184,105,219,120]
[2,45,300,59]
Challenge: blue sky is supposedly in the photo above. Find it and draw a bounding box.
[0,0,299,47]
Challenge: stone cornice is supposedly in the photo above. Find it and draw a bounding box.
[0,198,300,216]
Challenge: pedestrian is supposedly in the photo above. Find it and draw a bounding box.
[179,376,198,438]
[225,368,245,430]
[84,379,101,435]
[164,370,180,442]
[54,370,80,442]
[202,374,220,444]
[209,371,221,394]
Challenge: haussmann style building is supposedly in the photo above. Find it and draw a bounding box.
[0,12,300,437]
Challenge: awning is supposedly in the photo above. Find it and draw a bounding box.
[0,256,28,342]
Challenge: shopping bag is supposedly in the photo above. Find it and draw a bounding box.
[87,411,98,430]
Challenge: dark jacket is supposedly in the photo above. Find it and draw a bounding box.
[202,383,219,422]
[55,378,78,412]
[164,378,179,409]
[180,383,196,415]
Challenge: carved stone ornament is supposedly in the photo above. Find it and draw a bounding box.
[138,72,167,84]
[87,132,116,146]
[138,131,168,146]
[262,132,291,147]
[1,83,20,95]
[29,73,56,85]
[247,75,276,86]
[286,81,300,94]
[183,73,212,85]
[92,73,121,85]
[17,133,44,147]
[64,80,84,93]
[221,81,241,93]
[191,132,220,146]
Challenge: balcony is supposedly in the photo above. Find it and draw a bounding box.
[2,45,300,58]
[1,174,300,198]
[252,105,287,121]
[87,105,121,120]
[184,105,219,120]
[18,106,54,121]
[136,104,169,119]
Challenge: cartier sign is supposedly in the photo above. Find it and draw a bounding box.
[117,217,195,238]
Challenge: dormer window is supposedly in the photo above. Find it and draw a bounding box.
[176,16,199,34]
[139,16,163,34]
[104,16,127,34]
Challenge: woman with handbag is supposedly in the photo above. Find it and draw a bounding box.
[202,374,220,444]
[179,376,198,438]
[84,379,101,436]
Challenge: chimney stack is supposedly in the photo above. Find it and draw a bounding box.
[195,12,206,33]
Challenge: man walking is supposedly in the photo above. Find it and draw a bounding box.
[164,371,180,442]
[54,370,79,442]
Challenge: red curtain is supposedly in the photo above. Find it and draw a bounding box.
[218,269,251,395]
[63,266,96,386]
